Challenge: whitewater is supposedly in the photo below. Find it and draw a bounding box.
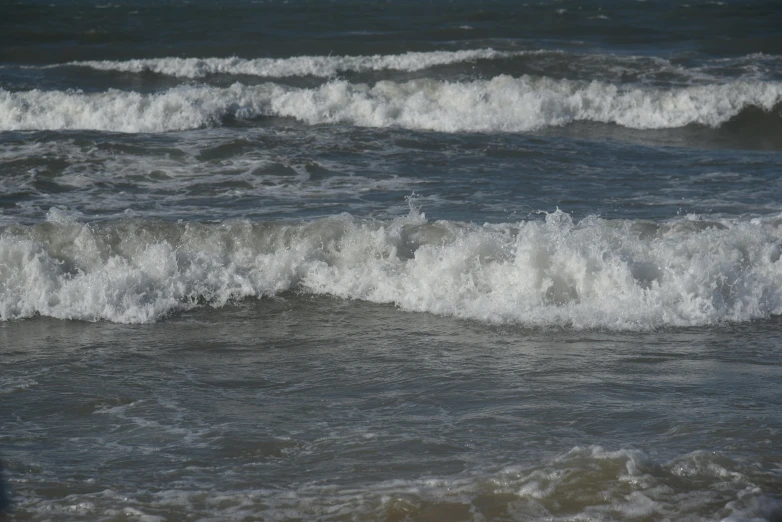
[63,49,523,78]
[3,207,782,328]
[2,76,781,133]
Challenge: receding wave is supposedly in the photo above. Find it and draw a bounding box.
[3,208,782,328]
[64,49,521,78]
[1,76,780,133]
[17,445,780,520]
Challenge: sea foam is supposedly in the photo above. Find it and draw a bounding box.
[2,76,780,133]
[2,209,782,328]
[65,49,519,78]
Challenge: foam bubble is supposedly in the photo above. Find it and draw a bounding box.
[2,76,780,133]
[3,209,782,328]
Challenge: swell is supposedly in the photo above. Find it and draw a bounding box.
[2,209,782,328]
[1,77,780,134]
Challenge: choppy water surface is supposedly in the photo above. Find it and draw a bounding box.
[3,302,782,520]
[2,0,782,520]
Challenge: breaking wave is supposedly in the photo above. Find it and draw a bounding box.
[3,208,782,328]
[64,49,521,78]
[1,76,780,133]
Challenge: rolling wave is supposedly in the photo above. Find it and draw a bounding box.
[2,208,782,328]
[19,50,780,85]
[64,49,522,78]
[1,76,780,133]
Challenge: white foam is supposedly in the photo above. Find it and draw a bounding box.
[66,49,518,78]
[3,209,782,328]
[2,76,780,133]
[270,75,782,132]
[0,84,252,133]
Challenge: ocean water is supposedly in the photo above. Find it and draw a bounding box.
[2,0,782,520]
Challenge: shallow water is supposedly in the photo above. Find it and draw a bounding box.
[3,300,782,520]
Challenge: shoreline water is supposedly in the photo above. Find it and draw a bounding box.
[3,299,782,519]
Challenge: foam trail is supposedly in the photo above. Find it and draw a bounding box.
[65,49,520,78]
[2,76,780,133]
[2,209,782,328]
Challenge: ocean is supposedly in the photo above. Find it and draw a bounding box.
[2,0,782,520]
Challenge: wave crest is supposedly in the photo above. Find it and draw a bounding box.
[2,209,782,328]
[65,49,519,78]
[2,77,780,133]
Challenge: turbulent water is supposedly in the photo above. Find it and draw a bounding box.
[2,0,782,520]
